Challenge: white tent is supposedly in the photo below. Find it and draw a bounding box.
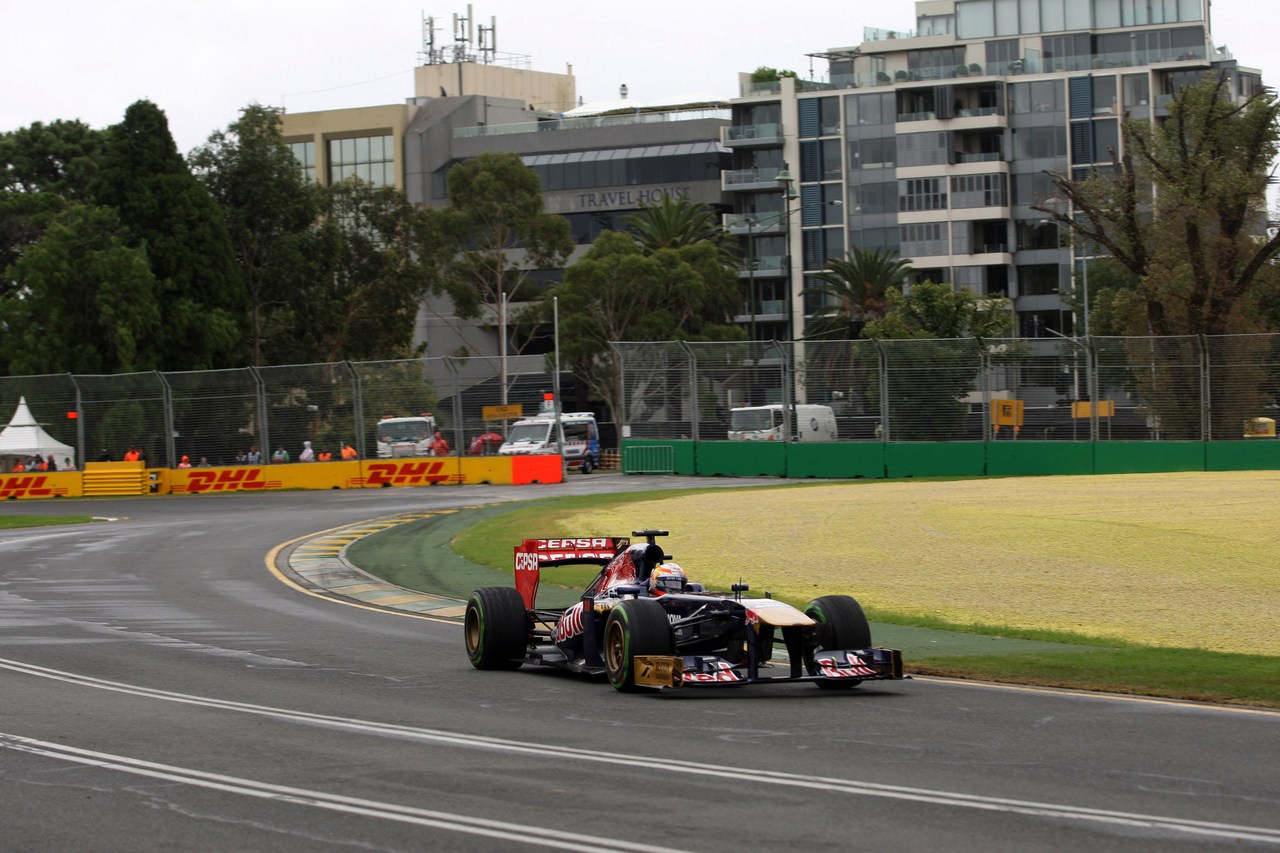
[0,397,76,466]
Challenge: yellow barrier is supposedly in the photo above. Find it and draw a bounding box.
[1,456,537,500]
[0,470,83,499]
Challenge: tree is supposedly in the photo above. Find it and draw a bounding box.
[434,153,574,397]
[188,104,319,365]
[865,280,1013,340]
[550,227,743,426]
[751,67,798,83]
[89,100,245,370]
[0,120,104,291]
[623,196,733,256]
[803,247,912,339]
[861,281,1014,441]
[1041,73,1280,338]
[0,203,161,375]
[1040,73,1280,438]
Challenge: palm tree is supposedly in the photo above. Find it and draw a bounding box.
[803,247,912,339]
[622,196,734,259]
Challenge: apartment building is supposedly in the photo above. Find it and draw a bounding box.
[727,0,1264,341]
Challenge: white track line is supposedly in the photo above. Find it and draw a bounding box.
[3,657,1278,845]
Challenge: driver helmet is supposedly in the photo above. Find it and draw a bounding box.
[649,563,687,595]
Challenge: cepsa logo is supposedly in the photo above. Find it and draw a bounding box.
[184,468,274,493]
[365,461,454,487]
[0,475,57,499]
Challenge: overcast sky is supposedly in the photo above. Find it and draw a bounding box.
[4,1,1275,155]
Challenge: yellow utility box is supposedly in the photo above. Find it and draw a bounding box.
[1243,417,1277,438]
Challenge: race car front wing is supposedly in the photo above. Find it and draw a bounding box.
[634,646,904,690]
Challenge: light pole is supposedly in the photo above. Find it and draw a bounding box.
[775,164,796,342]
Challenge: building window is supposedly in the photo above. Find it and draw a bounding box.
[1018,263,1060,296]
[900,178,948,212]
[287,141,316,184]
[1013,126,1069,160]
[950,174,1008,209]
[328,134,395,187]
[850,136,896,170]
[1010,80,1064,114]
[1012,171,1058,206]
[901,222,948,258]
[896,132,947,167]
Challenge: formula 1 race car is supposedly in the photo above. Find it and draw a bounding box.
[464,530,904,692]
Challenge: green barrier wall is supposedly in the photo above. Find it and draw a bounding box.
[622,439,1280,479]
[621,439,697,474]
[1206,440,1280,471]
[885,442,987,478]
[987,441,1094,476]
[1094,441,1205,474]
[696,440,786,477]
[786,442,885,479]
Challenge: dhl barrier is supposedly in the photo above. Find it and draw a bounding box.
[1,455,567,500]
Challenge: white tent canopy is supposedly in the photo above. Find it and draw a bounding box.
[0,397,76,465]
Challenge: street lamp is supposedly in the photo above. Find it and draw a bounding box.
[775,164,796,342]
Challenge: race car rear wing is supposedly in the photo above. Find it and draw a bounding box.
[513,537,629,609]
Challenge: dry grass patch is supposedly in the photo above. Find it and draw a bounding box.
[561,471,1280,656]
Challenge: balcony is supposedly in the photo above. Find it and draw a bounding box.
[737,255,787,277]
[723,123,783,148]
[724,213,786,235]
[723,167,784,191]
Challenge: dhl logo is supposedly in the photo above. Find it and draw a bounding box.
[182,468,277,493]
[365,461,459,486]
[0,475,59,499]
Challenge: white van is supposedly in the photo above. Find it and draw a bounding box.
[728,404,837,442]
[374,414,438,457]
[498,411,602,473]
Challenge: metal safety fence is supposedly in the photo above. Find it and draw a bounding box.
[613,334,1280,443]
[0,354,593,471]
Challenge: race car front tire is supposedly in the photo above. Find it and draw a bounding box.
[465,587,528,670]
[804,595,872,688]
[603,598,675,692]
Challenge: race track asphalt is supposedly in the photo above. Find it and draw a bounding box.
[1,477,1276,851]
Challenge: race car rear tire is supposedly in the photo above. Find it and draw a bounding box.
[804,595,872,689]
[465,587,528,670]
[603,598,675,692]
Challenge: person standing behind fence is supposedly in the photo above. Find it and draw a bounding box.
[46,454,57,471]
[245,445,262,465]
[299,441,315,462]
[429,431,450,457]
[272,446,289,463]
[124,447,139,462]
[341,442,358,461]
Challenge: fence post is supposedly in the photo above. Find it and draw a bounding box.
[977,338,992,439]
[250,366,270,462]
[871,339,889,442]
[69,374,85,469]
[158,371,175,469]
[609,342,627,436]
[678,340,699,442]
[1198,334,1211,441]
[1084,336,1099,442]
[781,341,794,443]
[444,357,465,454]
[348,362,366,456]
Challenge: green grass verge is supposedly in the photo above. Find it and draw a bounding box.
[0,514,95,529]
[452,489,1280,709]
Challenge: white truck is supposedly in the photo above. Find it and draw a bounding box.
[728,403,838,442]
[374,413,438,458]
[498,410,601,474]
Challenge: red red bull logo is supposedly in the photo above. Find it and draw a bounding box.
[365,461,456,487]
[182,468,275,493]
[0,475,58,499]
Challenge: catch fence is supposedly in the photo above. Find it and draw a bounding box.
[613,334,1280,444]
[0,355,590,471]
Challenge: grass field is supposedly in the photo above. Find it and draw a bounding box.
[452,472,1280,707]
[0,514,94,529]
